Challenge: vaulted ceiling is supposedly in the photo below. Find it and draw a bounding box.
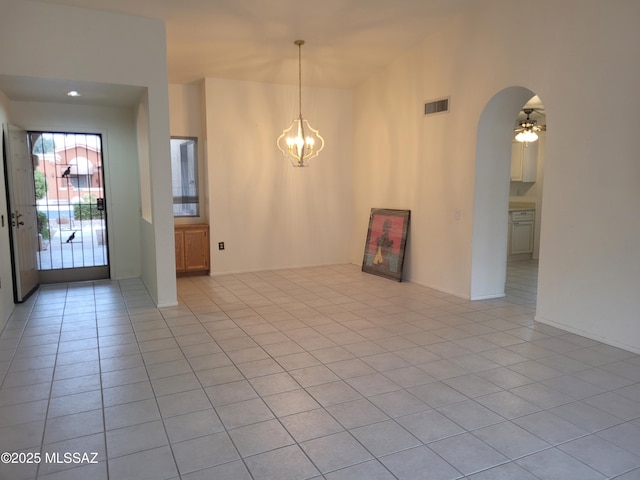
[31,0,480,89]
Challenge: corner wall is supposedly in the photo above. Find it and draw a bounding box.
[169,82,207,225]
[351,0,640,352]
[0,0,176,307]
[202,78,353,274]
[9,101,143,281]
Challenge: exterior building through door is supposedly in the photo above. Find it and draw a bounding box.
[30,132,109,283]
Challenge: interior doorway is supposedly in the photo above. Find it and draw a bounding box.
[471,86,543,301]
[29,131,109,283]
[505,95,545,302]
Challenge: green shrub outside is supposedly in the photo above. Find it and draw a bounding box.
[34,170,47,200]
[73,194,102,220]
[37,211,50,240]
[34,171,50,240]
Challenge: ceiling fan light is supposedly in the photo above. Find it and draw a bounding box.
[515,129,538,143]
[515,107,541,143]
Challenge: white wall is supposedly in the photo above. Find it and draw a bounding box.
[352,0,640,352]
[0,0,176,307]
[351,17,477,297]
[533,0,640,352]
[169,82,207,225]
[144,86,178,307]
[169,83,205,139]
[203,78,353,274]
[0,91,13,328]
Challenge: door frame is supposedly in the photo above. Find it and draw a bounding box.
[471,86,538,300]
[28,130,112,284]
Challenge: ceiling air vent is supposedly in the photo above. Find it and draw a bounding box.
[424,97,449,116]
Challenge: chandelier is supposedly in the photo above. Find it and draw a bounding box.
[277,40,325,167]
[514,108,539,143]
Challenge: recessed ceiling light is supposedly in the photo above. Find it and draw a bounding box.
[67,90,81,97]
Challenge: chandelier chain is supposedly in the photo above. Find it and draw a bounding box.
[297,40,303,117]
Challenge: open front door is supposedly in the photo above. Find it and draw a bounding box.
[3,124,39,302]
[30,132,109,283]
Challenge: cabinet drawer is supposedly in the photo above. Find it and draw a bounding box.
[511,210,534,222]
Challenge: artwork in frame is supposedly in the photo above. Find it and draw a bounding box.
[362,208,410,282]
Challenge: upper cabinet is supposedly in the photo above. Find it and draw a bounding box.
[510,140,538,182]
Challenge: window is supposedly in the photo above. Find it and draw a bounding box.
[69,174,92,189]
[170,137,199,217]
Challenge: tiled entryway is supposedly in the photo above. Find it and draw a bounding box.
[0,262,639,479]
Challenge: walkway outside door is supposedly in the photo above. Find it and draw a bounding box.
[30,132,109,283]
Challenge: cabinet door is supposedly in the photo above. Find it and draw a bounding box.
[175,230,186,271]
[510,141,523,181]
[183,228,209,271]
[510,141,538,182]
[521,141,538,182]
[511,221,534,254]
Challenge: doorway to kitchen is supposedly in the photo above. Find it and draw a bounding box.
[471,86,544,302]
[30,131,109,283]
[506,95,545,303]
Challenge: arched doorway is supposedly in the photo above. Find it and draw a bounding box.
[470,86,543,300]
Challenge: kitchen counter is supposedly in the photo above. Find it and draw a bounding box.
[509,201,535,211]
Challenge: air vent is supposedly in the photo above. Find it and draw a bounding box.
[424,97,449,116]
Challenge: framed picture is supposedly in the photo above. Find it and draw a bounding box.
[362,208,410,281]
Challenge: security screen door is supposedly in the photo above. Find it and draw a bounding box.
[30,132,109,283]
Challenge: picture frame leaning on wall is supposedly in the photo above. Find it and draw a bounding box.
[362,208,410,282]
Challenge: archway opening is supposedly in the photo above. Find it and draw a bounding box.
[470,86,546,302]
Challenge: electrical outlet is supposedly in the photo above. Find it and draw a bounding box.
[218,242,225,250]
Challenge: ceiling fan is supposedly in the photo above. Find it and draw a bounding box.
[514,108,546,143]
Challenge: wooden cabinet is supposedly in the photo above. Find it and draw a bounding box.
[175,224,209,274]
[510,140,538,182]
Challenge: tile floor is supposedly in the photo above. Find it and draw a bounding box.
[0,261,639,479]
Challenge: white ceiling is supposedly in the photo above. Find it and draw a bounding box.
[0,75,146,107]
[0,0,481,106]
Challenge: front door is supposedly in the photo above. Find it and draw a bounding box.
[3,124,39,302]
[30,132,109,283]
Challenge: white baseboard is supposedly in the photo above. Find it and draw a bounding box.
[535,314,640,355]
[470,293,506,301]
